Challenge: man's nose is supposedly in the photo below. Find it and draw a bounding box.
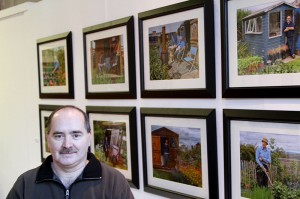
[62,136,72,148]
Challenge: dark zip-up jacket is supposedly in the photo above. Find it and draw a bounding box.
[6,153,134,199]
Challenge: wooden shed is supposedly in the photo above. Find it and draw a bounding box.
[151,127,179,169]
[241,1,295,62]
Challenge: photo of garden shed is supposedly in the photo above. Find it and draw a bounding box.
[241,1,295,60]
[237,0,300,75]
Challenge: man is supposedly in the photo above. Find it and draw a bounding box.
[103,134,110,161]
[7,105,134,199]
[294,3,300,55]
[52,56,60,74]
[162,139,170,167]
[173,35,185,62]
[283,15,295,58]
[255,137,271,187]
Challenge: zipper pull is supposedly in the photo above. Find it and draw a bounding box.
[65,189,69,199]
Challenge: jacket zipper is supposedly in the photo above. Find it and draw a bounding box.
[37,177,101,198]
[65,189,69,199]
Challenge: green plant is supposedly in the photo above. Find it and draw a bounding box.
[240,144,256,161]
[251,186,273,199]
[237,9,251,41]
[149,45,169,80]
[238,56,263,75]
[272,181,299,199]
[241,186,273,198]
[287,59,300,72]
[266,60,297,74]
[237,42,250,59]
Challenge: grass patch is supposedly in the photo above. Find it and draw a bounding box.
[153,169,172,180]
[153,168,200,187]
[286,58,300,72]
[242,187,273,199]
[92,72,125,84]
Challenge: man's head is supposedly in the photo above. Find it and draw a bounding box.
[262,137,268,148]
[46,105,91,169]
[179,36,183,41]
[287,15,292,23]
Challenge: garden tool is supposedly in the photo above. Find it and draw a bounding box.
[263,169,273,187]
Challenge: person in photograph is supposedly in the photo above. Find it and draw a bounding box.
[98,51,105,75]
[6,105,134,199]
[111,37,119,68]
[283,15,295,58]
[294,3,300,55]
[162,138,170,167]
[255,137,271,187]
[173,35,185,62]
[103,134,110,161]
[52,56,60,74]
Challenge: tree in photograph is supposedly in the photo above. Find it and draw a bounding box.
[237,9,251,41]
[240,143,255,161]
[269,138,286,182]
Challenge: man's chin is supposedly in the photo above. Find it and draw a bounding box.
[58,158,77,167]
[57,154,76,164]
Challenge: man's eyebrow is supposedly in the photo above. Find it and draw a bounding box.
[52,131,63,134]
[71,130,83,134]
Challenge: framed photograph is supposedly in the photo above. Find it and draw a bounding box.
[224,109,300,199]
[39,104,62,162]
[221,0,300,98]
[140,108,218,198]
[37,32,74,99]
[86,106,139,188]
[83,16,136,99]
[138,0,215,98]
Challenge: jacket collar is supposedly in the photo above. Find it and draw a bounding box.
[36,153,102,183]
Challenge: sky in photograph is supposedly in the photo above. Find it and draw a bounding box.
[91,35,124,49]
[149,21,183,34]
[240,131,300,154]
[151,125,201,148]
[239,0,295,12]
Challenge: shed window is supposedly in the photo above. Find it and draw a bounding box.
[245,16,262,34]
[269,11,281,37]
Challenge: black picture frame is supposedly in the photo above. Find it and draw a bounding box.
[86,106,139,189]
[223,109,300,199]
[221,0,300,98]
[37,32,74,99]
[140,108,218,198]
[138,0,215,98]
[83,16,136,99]
[39,104,62,162]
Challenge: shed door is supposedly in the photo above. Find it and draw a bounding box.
[152,135,161,167]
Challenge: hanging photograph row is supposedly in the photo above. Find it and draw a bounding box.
[39,105,300,199]
[37,0,215,99]
[39,104,218,199]
[38,0,300,99]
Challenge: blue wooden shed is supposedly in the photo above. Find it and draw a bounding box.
[242,1,296,62]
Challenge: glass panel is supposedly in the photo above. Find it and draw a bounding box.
[269,12,281,37]
[256,16,262,32]
[245,16,262,34]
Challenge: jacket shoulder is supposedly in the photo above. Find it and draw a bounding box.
[6,167,40,199]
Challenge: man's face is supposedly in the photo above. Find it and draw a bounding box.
[46,108,91,169]
[262,141,267,148]
[287,16,291,23]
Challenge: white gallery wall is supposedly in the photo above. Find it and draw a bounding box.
[1,0,300,198]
